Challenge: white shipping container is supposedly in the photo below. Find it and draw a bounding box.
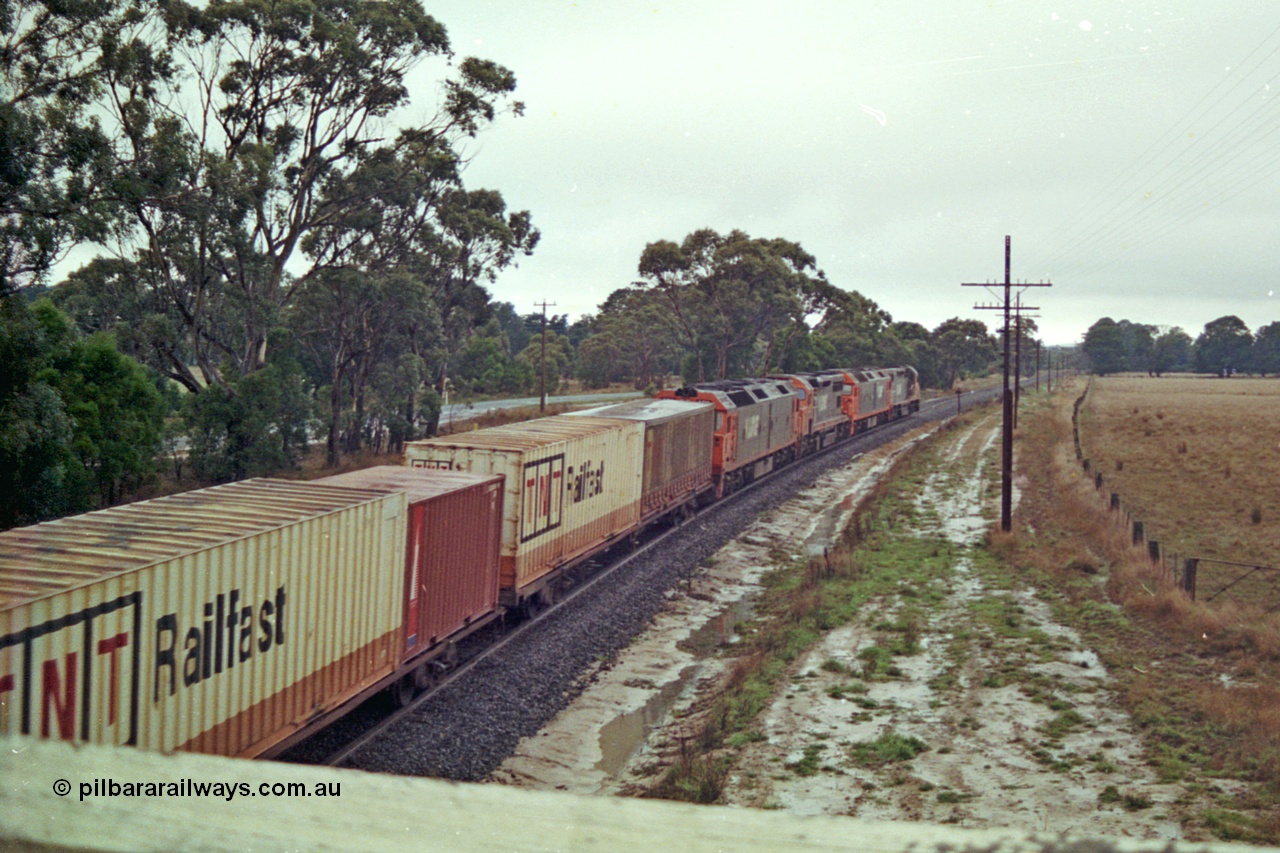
[404,417,644,598]
[0,480,406,758]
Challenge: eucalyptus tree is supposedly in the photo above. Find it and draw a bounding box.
[299,152,536,454]
[106,0,521,386]
[0,0,169,294]
[576,287,681,389]
[0,296,164,527]
[636,229,832,382]
[292,269,433,467]
[1151,326,1193,376]
[996,316,1041,377]
[420,188,539,391]
[810,288,893,369]
[931,317,997,388]
[1081,317,1127,375]
[878,321,936,386]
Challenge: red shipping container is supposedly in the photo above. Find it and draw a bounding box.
[313,467,504,660]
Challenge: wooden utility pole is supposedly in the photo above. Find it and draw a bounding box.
[962,236,1052,532]
[534,300,556,412]
[1011,296,1040,431]
[1035,339,1042,393]
[1013,301,1023,430]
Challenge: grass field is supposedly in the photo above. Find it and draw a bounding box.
[1080,376,1280,568]
[1078,376,1280,598]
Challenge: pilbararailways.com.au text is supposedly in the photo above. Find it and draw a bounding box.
[55,777,341,802]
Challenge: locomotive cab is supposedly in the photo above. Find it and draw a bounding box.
[658,379,798,497]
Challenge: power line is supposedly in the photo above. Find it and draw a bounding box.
[1028,20,1280,274]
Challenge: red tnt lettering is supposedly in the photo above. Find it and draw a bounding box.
[97,633,129,726]
[41,652,77,740]
[525,477,536,526]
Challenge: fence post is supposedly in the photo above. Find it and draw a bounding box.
[1095,473,1104,489]
[1148,540,1160,562]
[1083,458,1091,473]
[1110,493,1120,511]
[1183,558,1198,601]
[1132,520,1144,545]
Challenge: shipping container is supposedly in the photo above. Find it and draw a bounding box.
[567,399,714,518]
[0,480,405,758]
[313,467,504,663]
[404,417,644,601]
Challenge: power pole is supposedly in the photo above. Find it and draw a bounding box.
[534,300,556,412]
[1011,296,1040,431]
[962,236,1052,533]
[1013,300,1023,430]
[1035,339,1042,394]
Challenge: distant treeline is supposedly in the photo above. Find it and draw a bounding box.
[1081,316,1280,377]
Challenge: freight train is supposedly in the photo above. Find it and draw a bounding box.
[0,367,918,759]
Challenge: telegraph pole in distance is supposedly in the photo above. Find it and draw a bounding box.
[1035,339,1042,394]
[962,236,1052,532]
[534,300,556,412]
[1011,296,1040,431]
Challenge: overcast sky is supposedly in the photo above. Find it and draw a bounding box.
[406,1,1278,346]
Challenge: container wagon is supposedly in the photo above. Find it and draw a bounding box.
[656,379,799,497]
[567,398,715,521]
[0,480,406,758]
[404,417,645,611]
[311,467,504,706]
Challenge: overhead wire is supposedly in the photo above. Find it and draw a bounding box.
[1026,19,1280,276]
[1060,84,1280,273]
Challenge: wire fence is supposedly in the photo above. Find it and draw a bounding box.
[1072,379,1280,613]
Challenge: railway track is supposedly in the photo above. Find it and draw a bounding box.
[280,385,1004,776]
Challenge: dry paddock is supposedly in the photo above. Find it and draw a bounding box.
[1077,375,1280,592]
[0,738,1264,852]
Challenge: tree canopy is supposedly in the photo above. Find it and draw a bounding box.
[0,295,164,527]
[636,228,871,382]
[1194,315,1253,376]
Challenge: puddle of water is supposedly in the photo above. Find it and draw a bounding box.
[594,596,759,783]
[595,665,697,778]
[679,596,756,656]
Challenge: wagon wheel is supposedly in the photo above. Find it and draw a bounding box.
[391,673,416,708]
[413,661,438,692]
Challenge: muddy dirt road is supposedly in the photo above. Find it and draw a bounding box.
[492,412,1231,841]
